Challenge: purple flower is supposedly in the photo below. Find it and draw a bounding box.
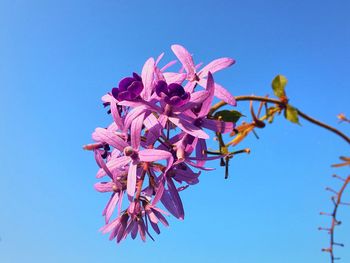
[100,201,169,243]
[112,73,144,101]
[86,44,239,244]
[155,81,190,107]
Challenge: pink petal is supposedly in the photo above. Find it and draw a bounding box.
[94,182,114,192]
[155,52,164,65]
[198,79,236,106]
[123,106,147,132]
[127,163,137,198]
[100,216,121,234]
[202,118,235,133]
[198,57,235,78]
[131,112,145,149]
[168,116,209,139]
[163,72,186,84]
[141,57,155,101]
[105,192,120,223]
[195,138,207,167]
[171,44,196,79]
[144,114,163,146]
[183,81,197,93]
[139,149,173,168]
[93,128,128,152]
[152,177,165,205]
[94,150,113,179]
[175,90,210,112]
[102,94,124,129]
[96,156,130,178]
[160,60,177,71]
[198,72,215,117]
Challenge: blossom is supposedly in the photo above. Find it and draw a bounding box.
[86,44,237,243]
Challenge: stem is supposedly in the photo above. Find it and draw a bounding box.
[329,175,350,263]
[209,96,350,145]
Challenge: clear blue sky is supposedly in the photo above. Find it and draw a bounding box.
[0,0,349,262]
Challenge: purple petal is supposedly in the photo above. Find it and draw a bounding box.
[151,207,169,226]
[161,178,184,220]
[119,77,134,91]
[131,221,138,239]
[198,57,235,78]
[155,80,168,97]
[138,219,147,242]
[128,81,143,95]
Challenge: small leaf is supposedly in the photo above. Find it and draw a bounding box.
[213,110,244,123]
[272,75,287,98]
[284,105,300,124]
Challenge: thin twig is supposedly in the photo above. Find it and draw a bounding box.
[209,96,350,144]
[328,175,350,263]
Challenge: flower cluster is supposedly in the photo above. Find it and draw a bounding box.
[85,45,236,243]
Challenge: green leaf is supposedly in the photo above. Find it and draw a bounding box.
[271,75,287,98]
[213,110,244,123]
[284,105,300,124]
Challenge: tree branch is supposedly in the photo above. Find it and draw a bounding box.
[209,96,350,145]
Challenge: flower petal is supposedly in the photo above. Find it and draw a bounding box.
[105,192,120,223]
[168,116,209,139]
[198,72,215,117]
[161,178,184,220]
[171,44,196,79]
[174,90,209,112]
[127,163,138,199]
[163,72,187,84]
[198,79,236,106]
[141,57,155,101]
[198,57,235,78]
[202,118,234,133]
[96,156,130,178]
[131,112,145,150]
[93,128,128,152]
[139,149,173,171]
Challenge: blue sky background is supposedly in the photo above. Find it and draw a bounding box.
[0,0,349,262]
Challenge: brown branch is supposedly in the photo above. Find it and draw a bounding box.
[322,175,350,263]
[209,96,350,145]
